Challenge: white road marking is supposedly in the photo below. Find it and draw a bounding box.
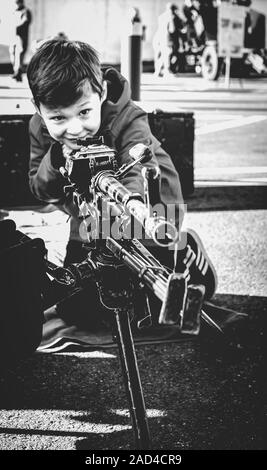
[196,113,244,121]
[195,180,267,187]
[196,115,267,136]
[196,166,267,175]
[195,167,267,185]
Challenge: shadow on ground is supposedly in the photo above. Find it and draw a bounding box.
[0,293,266,450]
[186,186,267,211]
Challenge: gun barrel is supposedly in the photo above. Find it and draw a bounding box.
[95,171,135,206]
[127,199,178,247]
[95,171,178,247]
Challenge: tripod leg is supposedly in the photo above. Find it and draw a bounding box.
[114,308,151,449]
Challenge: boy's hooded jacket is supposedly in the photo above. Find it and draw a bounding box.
[29,68,184,243]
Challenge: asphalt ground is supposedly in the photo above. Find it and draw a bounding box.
[0,74,266,453]
[0,185,266,452]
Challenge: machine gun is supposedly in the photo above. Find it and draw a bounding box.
[34,136,221,449]
[0,138,219,449]
[54,136,206,333]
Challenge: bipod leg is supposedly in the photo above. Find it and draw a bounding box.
[114,307,151,449]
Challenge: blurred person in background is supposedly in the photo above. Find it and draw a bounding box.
[9,0,32,81]
[153,3,184,77]
[182,0,205,50]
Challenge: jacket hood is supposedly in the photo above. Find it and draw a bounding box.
[100,68,132,134]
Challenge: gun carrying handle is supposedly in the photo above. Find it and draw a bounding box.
[141,166,161,209]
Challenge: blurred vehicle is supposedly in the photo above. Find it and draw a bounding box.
[171,0,267,80]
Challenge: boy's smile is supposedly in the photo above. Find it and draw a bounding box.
[38,80,106,151]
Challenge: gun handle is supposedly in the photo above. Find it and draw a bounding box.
[158,273,187,326]
[144,167,161,208]
[180,284,205,335]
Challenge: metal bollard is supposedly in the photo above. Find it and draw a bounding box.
[121,7,144,101]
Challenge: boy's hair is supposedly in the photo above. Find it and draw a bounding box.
[27,39,103,108]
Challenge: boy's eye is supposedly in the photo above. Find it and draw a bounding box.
[50,116,65,122]
[80,109,91,116]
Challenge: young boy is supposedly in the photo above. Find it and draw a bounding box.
[27,39,217,310]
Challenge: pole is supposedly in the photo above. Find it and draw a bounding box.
[121,7,143,101]
[224,52,231,88]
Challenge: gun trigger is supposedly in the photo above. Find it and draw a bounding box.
[137,312,152,329]
[134,287,152,329]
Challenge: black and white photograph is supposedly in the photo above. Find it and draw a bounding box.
[0,0,266,456]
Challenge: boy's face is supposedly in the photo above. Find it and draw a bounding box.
[37,80,106,152]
